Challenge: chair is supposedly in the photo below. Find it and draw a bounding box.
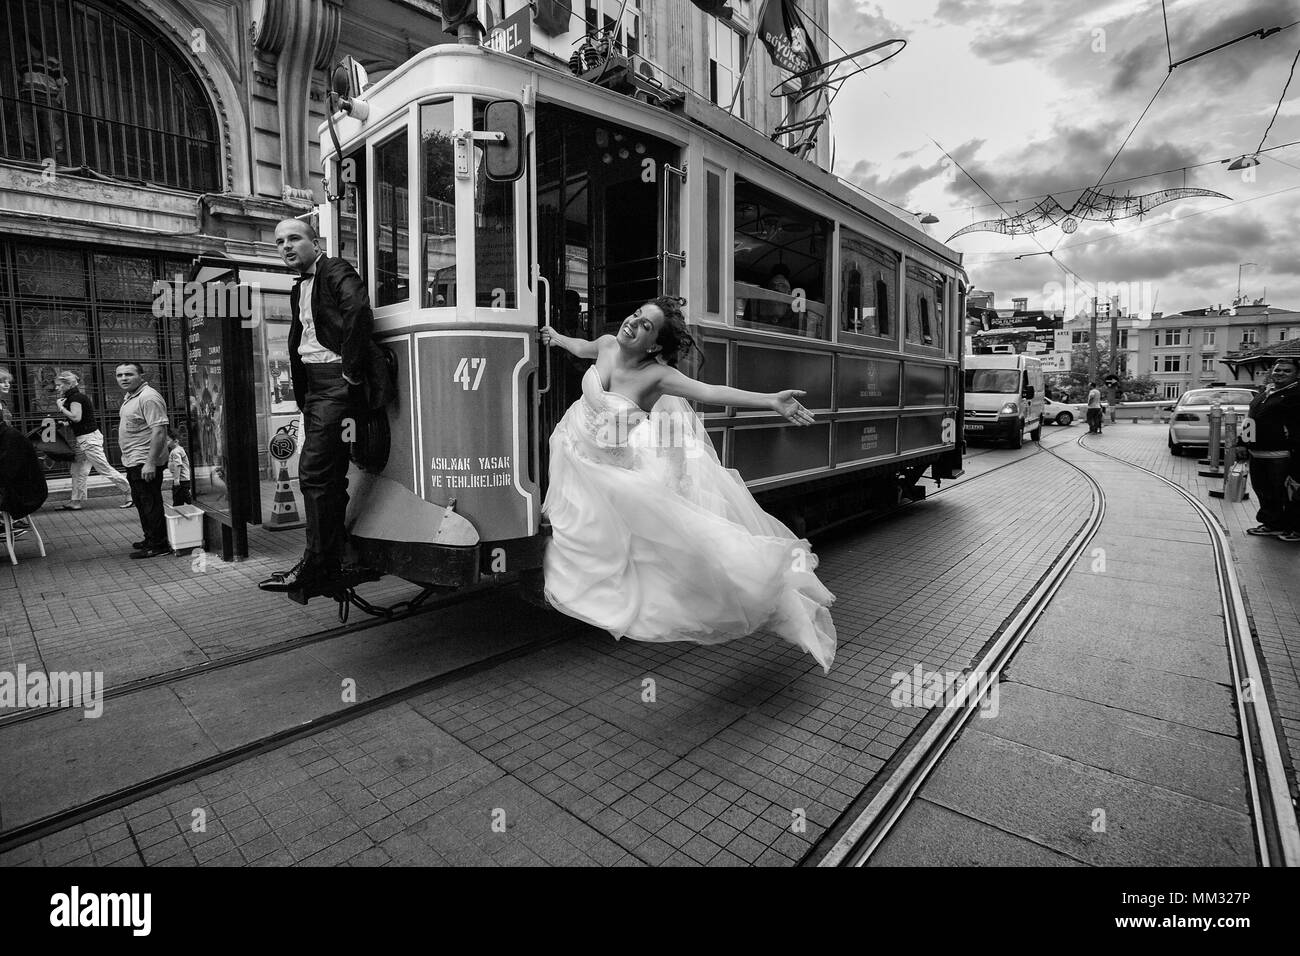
[1,510,46,565]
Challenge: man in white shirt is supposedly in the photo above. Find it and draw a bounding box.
[1086,382,1103,434]
[117,363,172,557]
[261,218,372,599]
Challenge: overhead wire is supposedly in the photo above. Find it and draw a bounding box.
[1255,41,1300,154]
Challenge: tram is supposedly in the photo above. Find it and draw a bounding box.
[318,38,967,593]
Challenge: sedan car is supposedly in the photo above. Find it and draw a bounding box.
[1041,397,1076,426]
[1167,387,1257,456]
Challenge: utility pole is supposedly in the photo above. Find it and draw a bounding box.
[1089,296,1098,385]
[1108,301,1119,422]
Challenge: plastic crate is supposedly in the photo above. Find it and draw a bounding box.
[164,504,205,551]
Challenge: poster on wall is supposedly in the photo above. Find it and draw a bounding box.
[186,311,229,514]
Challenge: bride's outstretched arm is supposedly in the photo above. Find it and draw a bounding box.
[541,326,610,360]
[654,366,816,426]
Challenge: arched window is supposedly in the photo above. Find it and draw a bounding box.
[1,0,220,192]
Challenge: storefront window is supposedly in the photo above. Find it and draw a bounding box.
[0,241,189,473]
[733,179,828,339]
[840,229,897,339]
[421,102,455,308]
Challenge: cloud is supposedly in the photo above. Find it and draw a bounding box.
[1103,0,1300,95]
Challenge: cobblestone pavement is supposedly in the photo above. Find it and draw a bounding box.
[1074,422,1300,796]
[0,493,416,691]
[3,435,1094,866]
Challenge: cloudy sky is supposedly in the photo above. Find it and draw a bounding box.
[825,0,1300,316]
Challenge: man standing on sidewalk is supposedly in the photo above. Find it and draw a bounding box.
[259,218,373,599]
[1086,382,1103,434]
[1239,358,1300,542]
[117,363,171,558]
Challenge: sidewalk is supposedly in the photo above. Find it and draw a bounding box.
[0,494,414,691]
[872,424,1282,865]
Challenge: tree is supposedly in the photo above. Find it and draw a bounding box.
[1046,344,1157,402]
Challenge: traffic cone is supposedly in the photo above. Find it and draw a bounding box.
[268,462,302,527]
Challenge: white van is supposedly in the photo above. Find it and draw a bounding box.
[963,353,1044,448]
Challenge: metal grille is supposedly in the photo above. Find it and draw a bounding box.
[0,240,192,475]
[0,0,219,191]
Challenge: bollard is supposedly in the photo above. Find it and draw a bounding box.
[1198,401,1224,474]
[1209,408,1248,500]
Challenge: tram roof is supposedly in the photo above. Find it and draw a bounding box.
[330,44,965,276]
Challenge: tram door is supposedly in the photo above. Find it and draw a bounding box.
[535,104,679,493]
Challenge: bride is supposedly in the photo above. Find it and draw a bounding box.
[540,296,837,673]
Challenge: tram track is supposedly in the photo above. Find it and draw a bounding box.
[0,619,582,854]
[1070,434,1300,867]
[810,432,1107,867]
[0,581,492,731]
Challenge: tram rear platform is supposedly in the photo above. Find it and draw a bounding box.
[1,422,1296,867]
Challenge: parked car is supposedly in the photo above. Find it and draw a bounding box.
[1167,387,1257,455]
[1041,397,1076,425]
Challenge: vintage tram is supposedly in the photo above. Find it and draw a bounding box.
[318,39,966,594]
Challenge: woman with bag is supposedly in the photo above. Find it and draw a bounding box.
[54,370,132,510]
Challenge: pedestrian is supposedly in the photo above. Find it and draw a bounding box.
[1086,381,1103,434]
[0,365,13,425]
[1,414,48,535]
[259,218,376,598]
[166,427,192,506]
[116,362,172,558]
[53,370,133,510]
[1238,358,1300,541]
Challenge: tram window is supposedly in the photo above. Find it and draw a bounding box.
[337,151,366,275]
[421,102,456,308]
[374,130,410,307]
[839,229,897,339]
[733,179,828,339]
[474,100,517,309]
[906,263,944,348]
[705,170,721,314]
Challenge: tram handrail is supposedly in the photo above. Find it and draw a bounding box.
[536,269,553,396]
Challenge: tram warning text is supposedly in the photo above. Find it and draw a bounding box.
[430,455,513,488]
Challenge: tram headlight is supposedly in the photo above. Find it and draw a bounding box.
[999,402,1019,416]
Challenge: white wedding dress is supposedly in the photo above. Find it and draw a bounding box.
[542,365,837,673]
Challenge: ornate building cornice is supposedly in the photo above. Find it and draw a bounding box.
[252,0,343,207]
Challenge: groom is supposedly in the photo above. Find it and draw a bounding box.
[260,218,374,600]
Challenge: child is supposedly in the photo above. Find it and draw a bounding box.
[166,428,192,506]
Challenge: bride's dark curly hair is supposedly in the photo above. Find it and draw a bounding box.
[648,296,701,368]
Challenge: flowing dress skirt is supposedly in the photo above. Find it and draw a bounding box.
[542,368,836,672]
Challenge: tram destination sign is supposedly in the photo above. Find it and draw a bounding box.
[483,8,531,59]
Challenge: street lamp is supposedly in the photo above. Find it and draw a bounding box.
[912,212,939,224]
[1227,155,1260,170]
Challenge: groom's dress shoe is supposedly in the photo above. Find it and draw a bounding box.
[259,558,330,594]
